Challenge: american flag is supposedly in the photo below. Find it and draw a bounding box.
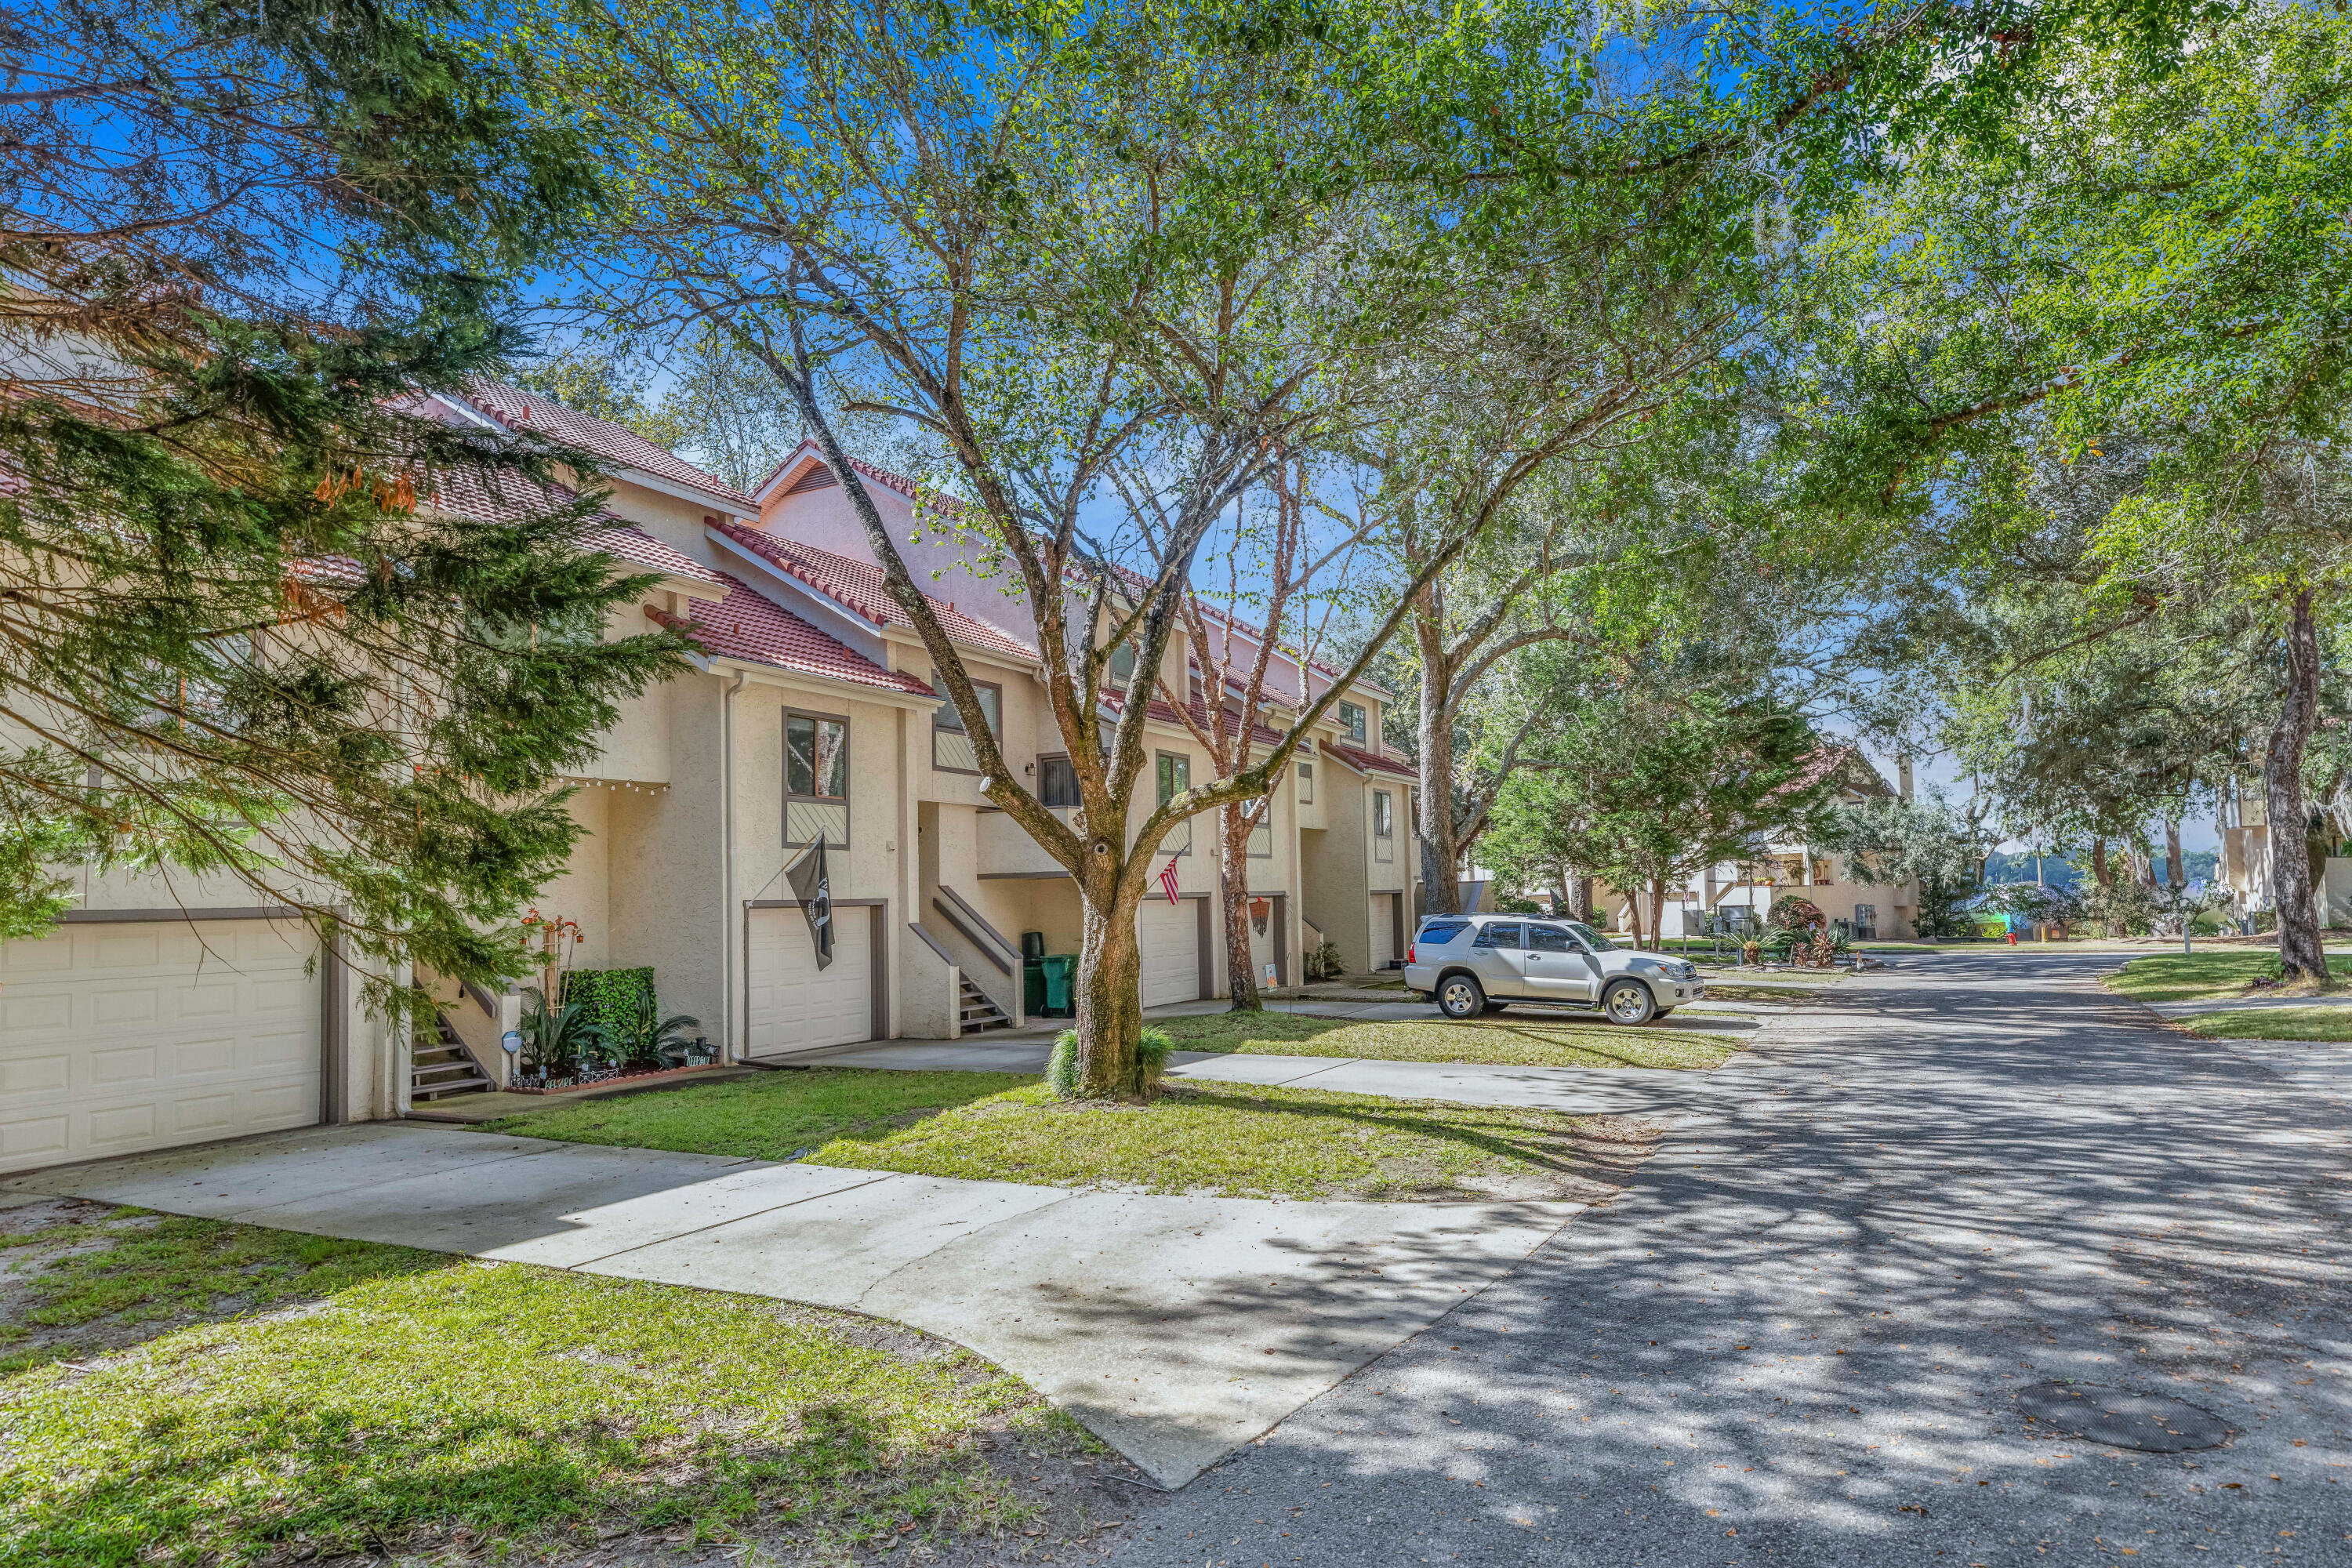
[1158,855,1182,905]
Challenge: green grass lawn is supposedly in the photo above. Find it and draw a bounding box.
[2106,952,2352,1004]
[0,1203,1093,1568]
[481,1069,1655,1203]
[1157,1009,1744,1070]
[2180,1006,2352,1043]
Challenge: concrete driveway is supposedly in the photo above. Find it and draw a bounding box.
[1106,951,2352,1565]
[3,1123,1590,1489]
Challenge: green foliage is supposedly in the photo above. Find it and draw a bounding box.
[1485,686,1837,945]
[0,0,692,993]
[561,967,655,1050]
[516,988,610,1077]
[1047,1027,1171,1100]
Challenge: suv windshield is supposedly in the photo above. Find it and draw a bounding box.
[1563,920,1617,952]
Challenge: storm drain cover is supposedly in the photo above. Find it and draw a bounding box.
[2013,1382,2230,1453]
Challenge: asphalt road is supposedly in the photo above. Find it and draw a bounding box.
[1108,951,2352,1567]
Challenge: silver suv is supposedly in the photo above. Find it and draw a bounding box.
[1402,914,1704,1024]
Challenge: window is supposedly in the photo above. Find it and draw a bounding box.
[784,710,848,846]
[1156,751,1192,855]
[1039,754,1081,808]
[1472,921,1522,950]
[1563,920,1617,953]
[931,673,1001,736]
[1526,924,1577,953]
[931,672,999,774]
[1107,643,1137,689]
[1373,790,1392,837]
[1336,700,1367,744]
[1247,800,1273,858]
[1297,762,1315,803]
[1417,919,1470,946]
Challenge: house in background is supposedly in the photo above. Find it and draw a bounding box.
[2215,778,2352,929]
[1592,749,1922,942]
[1,405,1416,1176]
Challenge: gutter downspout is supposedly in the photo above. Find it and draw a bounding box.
[722,668,749,1062]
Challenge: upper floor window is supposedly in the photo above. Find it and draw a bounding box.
[1156,751,1192,855]
[931,673,1000,736]
[1373,789,1393,838]
[1336,700,1367,745]
[1039,753,1081,808]
[785,710,849,846]
[1297,761,1315,804]
[930,672,999,775]
[1107,643,1137,690]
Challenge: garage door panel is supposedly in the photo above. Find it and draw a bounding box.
[1134,898,1200,1009]
[0,918,321,1174]
[746,909,874,1055]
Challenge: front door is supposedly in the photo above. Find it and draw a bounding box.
[1523,922,1598,1002]
[1468,920,1527,996]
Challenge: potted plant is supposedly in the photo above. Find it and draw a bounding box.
[618,988,703,1070]
[516,987,608,1086]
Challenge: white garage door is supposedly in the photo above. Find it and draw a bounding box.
[746,906,873,1056]
[1134,896,1200,1008]
[0,919,321,1176]
[1368,893,1397,970]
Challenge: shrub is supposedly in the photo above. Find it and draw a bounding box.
[563,967,655,1048]
[1047,1027,1174,1099]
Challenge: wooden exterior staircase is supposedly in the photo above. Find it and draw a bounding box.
[412,1011,494,1101]
[957,975,1012,1035]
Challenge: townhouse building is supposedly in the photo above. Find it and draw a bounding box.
[0,389,1417,1174]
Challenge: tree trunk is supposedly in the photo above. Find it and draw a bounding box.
[1568,869,1594,922]
[2092,837,2122,938]
[2267,586,2328,984]
[2165,819,2185,888]
[1648,877,1669,952]
[1415,628,1462,917]
[1073,883,1149,1098]
[1218,801,1263,1011]
[1625,890,1646,949]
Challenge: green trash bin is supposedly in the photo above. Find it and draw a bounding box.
[1023,959,1047,1017]
[1040,953,1077,1017]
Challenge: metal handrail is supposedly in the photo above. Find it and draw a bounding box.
[935,884,1019,963]
[931,897,1012,975]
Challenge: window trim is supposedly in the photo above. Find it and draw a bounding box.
[929,673,1001,777]
[1038,752,1082,810]
[783,706,851,848]
[1372,788,1394,839]
[1156,749,1192,856]
[1297,761,1315,804]
[1336,699,1367,745]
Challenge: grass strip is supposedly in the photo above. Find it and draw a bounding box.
[0,1226,1087,1568]
[2106,953,2352,1004]
[2179,1006,2352,1043]
[1157,1010,1742,1070]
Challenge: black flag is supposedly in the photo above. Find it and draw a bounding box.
[786,840,833,969]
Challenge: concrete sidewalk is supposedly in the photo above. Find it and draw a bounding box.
[2,1123,1587,1489]
[2151,993,2352,1015]
[779,1038,1736,1116]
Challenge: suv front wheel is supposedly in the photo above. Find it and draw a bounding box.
[1602,978,1657,1025]
[1436,973,1486,1020]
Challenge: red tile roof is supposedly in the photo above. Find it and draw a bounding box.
[649,574,935,695]
[1324,741,1417,780]
[466,382,756,511]
[710,521,1038,663]
[422,465,720,584]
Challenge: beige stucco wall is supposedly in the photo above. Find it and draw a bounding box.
[603,673,728,1041]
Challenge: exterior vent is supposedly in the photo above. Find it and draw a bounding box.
[784,463,840,496]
